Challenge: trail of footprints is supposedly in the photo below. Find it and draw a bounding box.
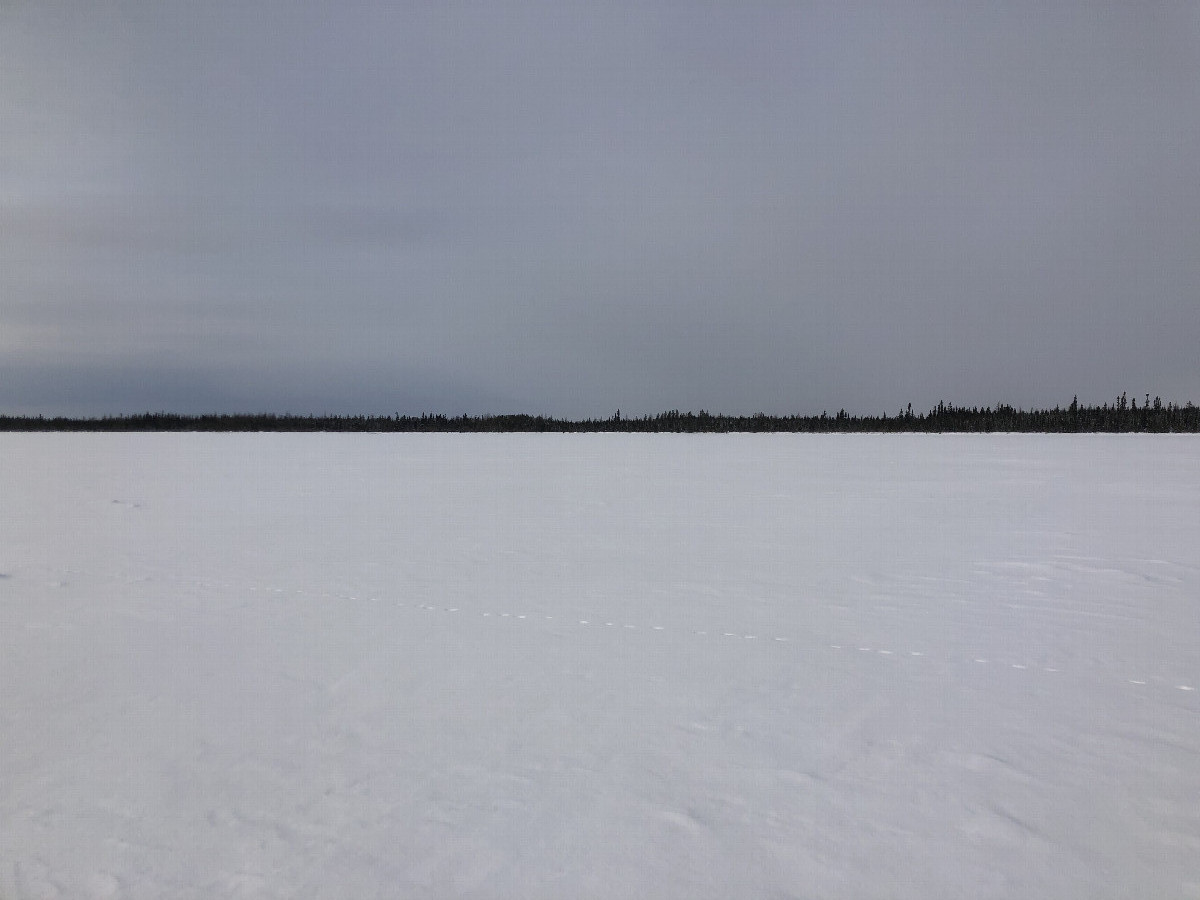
[73,569,1200,696]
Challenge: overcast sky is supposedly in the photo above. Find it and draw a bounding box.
[3,2,1198,417]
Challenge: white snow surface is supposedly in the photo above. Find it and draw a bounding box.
[2,433,1199,899]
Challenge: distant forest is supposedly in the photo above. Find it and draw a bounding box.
[2,394,1198,433]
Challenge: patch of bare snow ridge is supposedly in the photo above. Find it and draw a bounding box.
[1,433,1198,899]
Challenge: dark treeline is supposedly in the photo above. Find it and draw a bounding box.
[2,394,1198,433]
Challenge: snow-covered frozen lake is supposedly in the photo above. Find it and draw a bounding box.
[2,434,1198,899]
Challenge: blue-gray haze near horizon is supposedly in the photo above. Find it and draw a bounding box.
[3,2,1199,417]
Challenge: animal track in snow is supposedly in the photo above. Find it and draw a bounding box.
[41,566,1199,699]
[307,584,1197,696]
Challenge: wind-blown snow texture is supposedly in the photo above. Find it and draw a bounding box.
[2,434,1198,899]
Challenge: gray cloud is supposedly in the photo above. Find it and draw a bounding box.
[3,2,1199,416]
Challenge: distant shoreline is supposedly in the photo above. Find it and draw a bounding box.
[3,398,1197,433]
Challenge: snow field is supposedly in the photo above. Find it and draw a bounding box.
[2,433,1199,899]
